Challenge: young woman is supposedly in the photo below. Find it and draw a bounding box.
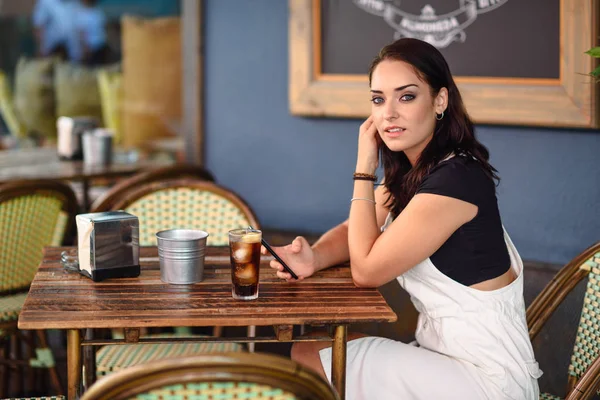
[266,38,542,399]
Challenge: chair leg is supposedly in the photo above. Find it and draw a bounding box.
[24,330,35,391]
[83,329,96,391]
[247,325,256,353]
[10,332,22,394]
[0,338,9,398]
[36,330,64,395]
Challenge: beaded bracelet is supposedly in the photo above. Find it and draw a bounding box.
[353,172,377,181]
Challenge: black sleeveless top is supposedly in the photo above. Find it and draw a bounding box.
[416,155,511,286]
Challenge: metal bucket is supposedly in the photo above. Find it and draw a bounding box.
[156,229,209,284]
[82,129,113,166]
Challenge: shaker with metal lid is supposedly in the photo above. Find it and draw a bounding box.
[57,116,99,161]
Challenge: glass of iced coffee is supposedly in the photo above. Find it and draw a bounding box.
[229,228,262,300]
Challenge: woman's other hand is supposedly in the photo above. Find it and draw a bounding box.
[356,115,380,174]
[262,236,317,282]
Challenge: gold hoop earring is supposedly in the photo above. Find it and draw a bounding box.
[436,111,444,121]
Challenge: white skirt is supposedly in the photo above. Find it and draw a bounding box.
[319,336,494,400]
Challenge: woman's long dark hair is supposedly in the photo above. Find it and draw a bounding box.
[368,38,499,217]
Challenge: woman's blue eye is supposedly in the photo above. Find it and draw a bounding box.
[400,94,415,102]
[371,97,384,105]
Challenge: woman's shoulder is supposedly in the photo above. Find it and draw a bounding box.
[429,154,489,178]
[418,154,494,204]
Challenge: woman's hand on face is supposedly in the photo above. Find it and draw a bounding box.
[356,115,380,174]
[261,236,316,282]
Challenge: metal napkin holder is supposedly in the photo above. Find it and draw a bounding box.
[75,211,140,282]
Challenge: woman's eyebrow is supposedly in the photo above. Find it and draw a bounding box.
[370,83,419,94]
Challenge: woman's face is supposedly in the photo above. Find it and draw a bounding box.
[370,59,447,163]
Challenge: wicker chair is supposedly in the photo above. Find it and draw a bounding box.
[527,241,600,400]
[0,70,26,137]
[0,180,79,397]
[89,164,215,213]
[2,397,65,400]
[82,352,340,400]
[93,179,260,380]
[108,178,258,247]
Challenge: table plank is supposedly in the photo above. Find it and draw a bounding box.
[18,246,397,330]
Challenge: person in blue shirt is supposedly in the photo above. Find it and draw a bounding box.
[74,0,109,65]
[33,0,80,61]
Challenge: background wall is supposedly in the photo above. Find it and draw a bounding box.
[204,0,599,265]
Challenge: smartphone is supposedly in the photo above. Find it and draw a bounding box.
[261,238,299,280]
[247,226,298,279]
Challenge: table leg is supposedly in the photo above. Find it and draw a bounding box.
[67,329,82,400]
[331,325,347,400]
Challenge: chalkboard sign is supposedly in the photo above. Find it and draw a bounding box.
[321,0,559,79]
[289,0,599,129]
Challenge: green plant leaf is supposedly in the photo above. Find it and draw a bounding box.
[590,65,600,78]
[585,47,600,58]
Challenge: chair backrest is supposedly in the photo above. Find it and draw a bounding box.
[0,70,26,137]
[0,180,78,293]
[81,352,340,400]
[107,179,259,246]
[97,68,122,144]
[90,164,215,213]
[527,241,600,398]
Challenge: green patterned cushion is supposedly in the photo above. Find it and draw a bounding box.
[29,347,57,368]
[539,394,562,400]
[51,210,68,248]
[0,195,67,291]
[0,291,28,337]
[132,382,297,400]
[125,188,253,246]
[0,291,27,322]
[97,336,244,377]
[569,252,600,381]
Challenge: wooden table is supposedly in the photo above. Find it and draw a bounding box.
[0,147,172,208]
[18,246,397,399]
